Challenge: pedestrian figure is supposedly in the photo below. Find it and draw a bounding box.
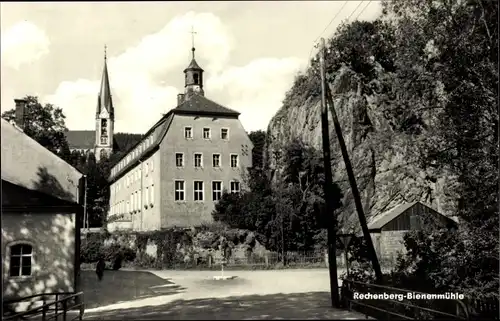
[96,256,105,281]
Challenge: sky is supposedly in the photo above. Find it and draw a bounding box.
[0,1,382,134]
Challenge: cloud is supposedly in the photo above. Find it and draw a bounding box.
[45,11,304,134]
[1,21,50,69]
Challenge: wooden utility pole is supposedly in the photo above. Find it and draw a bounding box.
[319,38,340,308]
[320,39,383,283]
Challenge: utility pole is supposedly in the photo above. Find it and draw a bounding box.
[321,39,383,284]
[319,38,340,308]
[83,175,89,232]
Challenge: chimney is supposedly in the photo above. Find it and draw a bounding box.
[177,93,185,106]
[14,98,27,130]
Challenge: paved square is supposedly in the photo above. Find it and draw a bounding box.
[83,269,372,320]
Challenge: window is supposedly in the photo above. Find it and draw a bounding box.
[212,181,222,201]
[194,153,203,168]
[230,181,240,194]
[145,187,149,207]
[145,162,149,176]
[150,184,154,206]
[221,128,229,140]
[9,244,33,277]
[212,154,221,167]
[194,73,199,85]
[175,180,185,201]
[194,181,204,201]
[184,126,193,139]
[203,128,211,139]
[100,137,108,145]
[175,153,184,167]
[230,154,239,168]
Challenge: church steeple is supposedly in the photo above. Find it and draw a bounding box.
[95,45,115,161]
[183,27,204,98]
[96,45,114,119]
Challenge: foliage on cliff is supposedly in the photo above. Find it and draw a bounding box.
[269,0,498,298]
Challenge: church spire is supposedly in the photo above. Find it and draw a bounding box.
[183,26,204,98]
[96,45,114,119]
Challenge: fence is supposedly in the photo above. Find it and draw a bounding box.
[132,249,401,270]
[342,279,470,320]
[2,292,85,321]
[163,250,330,270]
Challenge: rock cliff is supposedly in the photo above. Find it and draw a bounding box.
[266,65,457,232]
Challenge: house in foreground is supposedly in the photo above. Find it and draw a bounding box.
[1,99,84,302]
[338,201,458,265]
[106,45,253,232]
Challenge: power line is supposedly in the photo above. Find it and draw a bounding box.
[307,1,348,66]
[354,0,373,21]
[314,1,349,44]
[346,1,366,22]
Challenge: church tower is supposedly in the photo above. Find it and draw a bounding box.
[183,29,204,100]
[94,46,115,161]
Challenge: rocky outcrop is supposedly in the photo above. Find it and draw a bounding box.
[267,66,457,232]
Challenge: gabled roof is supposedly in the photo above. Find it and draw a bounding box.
[1,119,83,204]
[65,130,119,151]
[108,93,240,183]
[367,201,419,230]
[65,130,95,149]
[174,94,240,116]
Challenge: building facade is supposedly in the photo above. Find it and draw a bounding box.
[1,103,84,304]
[64,51,116,161]
[107,46,253,231]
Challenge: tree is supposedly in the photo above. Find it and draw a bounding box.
[377,0,499,299]
[212,138,342,263]
[248,130,267,169]
[1,95,71,160]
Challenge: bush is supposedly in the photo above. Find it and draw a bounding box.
[80,233,105,263]
[80,232,136,269]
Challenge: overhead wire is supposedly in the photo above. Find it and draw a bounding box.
[354,0,373,21]
[306,1,348,66]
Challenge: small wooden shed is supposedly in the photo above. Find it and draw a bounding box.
[366,201,458,263]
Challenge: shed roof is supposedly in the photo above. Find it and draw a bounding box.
[1,119,83,204]
[367,201,419,230]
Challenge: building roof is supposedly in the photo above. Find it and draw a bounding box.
[65,130,95,150]
[108,93,241,183]
[184,58,204,72]
[174,94,240,116]
[367,201,419,230]
[1,119,83,204]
